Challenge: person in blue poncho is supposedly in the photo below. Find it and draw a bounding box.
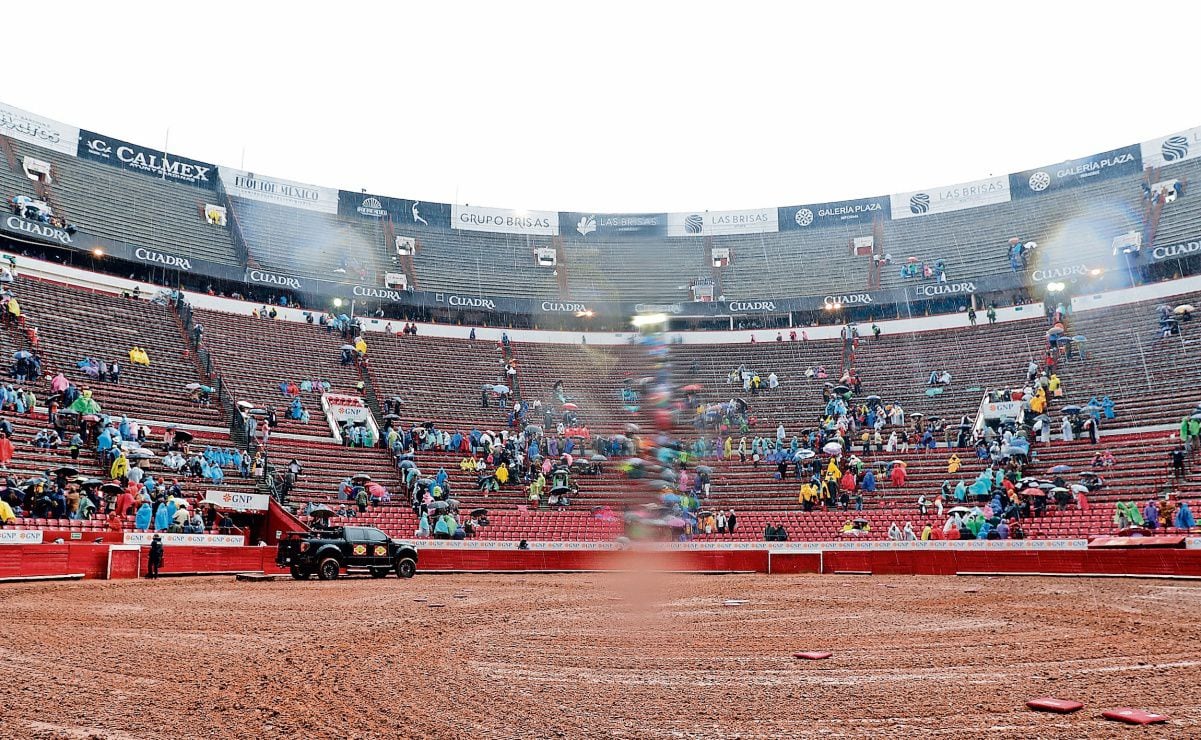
[1101,396,1115,419]
[434,467,448,490]
[135,501,152,531]
[861,469,877,492]
[97,428,113,454]
[433,513,450,539]
[165,498,177,526]
[954,480,968,502]
[119,415,132,440]
[154,502,170,531]
[1176,501,1195,530]
[417,510,430,537]
[289,397,303,420]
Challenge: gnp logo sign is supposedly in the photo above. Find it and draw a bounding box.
[203,490,270,512]
[1142,126,1201,168]
[889,176,1010,220]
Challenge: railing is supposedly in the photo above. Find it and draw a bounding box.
[216,177,252,268]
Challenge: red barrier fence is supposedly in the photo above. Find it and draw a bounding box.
[4,544,1201,581]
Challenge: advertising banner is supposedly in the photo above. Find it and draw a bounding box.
[451,204,559,235]
[77,130,216,189]
[1141,126,1201,169]
[337,191,451,229]
[322,393,371,423]
[889,176,1011,220]
[0,100,79,156]
[0,530,43,544]
[204,490,271,512]
[123,532,245,547]
[1149,237,1201,262]
[778,196,890,230]
[667,209,778,236]
[982,400,1023,420]
[219,167,339,214]
[559,212,667,238]
[243,267,315,293]
[1010,145,1142,199]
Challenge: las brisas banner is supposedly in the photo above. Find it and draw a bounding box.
[219,167,339,214]
[889,176,1011,220]
[1141,126,1201,169]
[666,208,778,237]
[78,130,216,189]
[559,212,667,238]
[0,101,79,157]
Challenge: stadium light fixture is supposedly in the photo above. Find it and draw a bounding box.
[1089,268,1103,276]
[576,310,594,318]
[824,302,842,311]
[333,298,344,308]
[1046,282,1065,293]
[632,313,668,327]
[91,248,104,257]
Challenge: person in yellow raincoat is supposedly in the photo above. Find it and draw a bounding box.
[0,496,14,524]
[825,458,841,480]
[495,464,509,485]
[947,453,961,474]
[1030,388,1047,414]
[723,437,732,458]
[354,336,368,355]
[1048,373,1063,397]
[799,480,819,506]
[110,450,130,481]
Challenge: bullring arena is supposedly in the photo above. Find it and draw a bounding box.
[3,573,1200,738]
[7,4,1201,737]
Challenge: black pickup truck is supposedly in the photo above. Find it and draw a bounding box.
[276,526,419,581]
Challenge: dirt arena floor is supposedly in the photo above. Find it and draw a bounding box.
[2,573,1199,739]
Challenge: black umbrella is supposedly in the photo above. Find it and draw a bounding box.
[431,500,449,510]
[696,465,713,474]
[53,465,79,477]
[590,454,607,461]
[20,477,47,491]
[352,473,372,482]
[174,430,194,443]
[78,478,103,488]
[382,414,401,421]
[471,508,488,517]
[100,482,124,495]
[833,385,851,395]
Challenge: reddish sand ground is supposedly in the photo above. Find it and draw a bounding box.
[2,573,1199,738]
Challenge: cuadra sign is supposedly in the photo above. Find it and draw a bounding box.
[824,293,873,306]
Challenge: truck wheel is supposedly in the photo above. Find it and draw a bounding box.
[290,565,310,580]
[317,557,341,581]
[395,557,416,579]
[370,568,389,578]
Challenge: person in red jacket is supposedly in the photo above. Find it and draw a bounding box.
[890,463,907,488]
[113,489,135,518]
[0,432,12,470]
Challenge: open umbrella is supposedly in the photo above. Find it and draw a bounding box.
[309,505,336,519]
[947,506,972,515]
[853,516,870,525]
[524,424,543,434]
[12,350,31,360]
[446,499,460,509]
[625,423,640,434]
[911,412,924,419]
[891,460,908,468]
[1061,405,1081,415]
[1008,237,1020,244]
[681,384,703,392]
[1018,487,1046,498]
[822,442,842,455]
[1050,486,1069,494]
[174,430,194,443]
[236,400,254,411]
[471,508,488,517]
[1049,464,1072,473]
[382,413,401,421]
[664,516,687,528]
[492,384,510,394]
[590,454,607,462]
[127,450,155,460]
[661,493,681,504]
[833,385,851,396]
[78,478,103,488]
[696,465,713,474]
[865,395,882,403]
[340,344,356,351]
[795,449,816,460]
[352,473,372,482]
[431,500,449,510]
[561,403,579,411]
[1176,305,1196,315]
[53,465,79,477]
[184,382,203,391]
[100,482,124,496]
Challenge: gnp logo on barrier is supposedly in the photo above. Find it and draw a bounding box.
[909,193,930,214]
[1163,135,1190,161]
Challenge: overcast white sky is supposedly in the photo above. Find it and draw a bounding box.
[7,1,1201,213]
